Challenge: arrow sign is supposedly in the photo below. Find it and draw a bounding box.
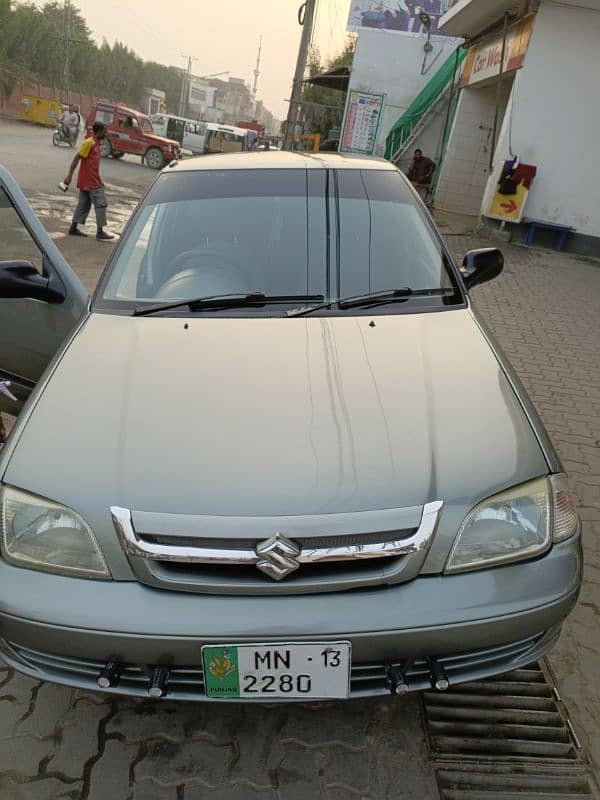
[500,199,518,213]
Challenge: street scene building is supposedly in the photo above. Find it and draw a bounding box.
[338,1,600,255]
[435,0,600,254]
[0,0,599,798]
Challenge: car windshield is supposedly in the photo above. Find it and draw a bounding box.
[96,167,461,314]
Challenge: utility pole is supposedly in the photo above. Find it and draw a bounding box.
[57,0,85,105]
[283,0,317,151]
[252,35,262,114]
[62,0,71,104]
[178,55,194,117]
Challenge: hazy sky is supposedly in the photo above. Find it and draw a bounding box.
[47,0,354,120]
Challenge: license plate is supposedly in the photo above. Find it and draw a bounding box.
[202,642,351,700]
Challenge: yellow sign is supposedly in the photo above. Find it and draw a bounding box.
[488,182,529,223]
[301,133,321,153]
[461,16,535,88]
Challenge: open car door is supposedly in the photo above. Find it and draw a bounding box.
[0,165,88,416]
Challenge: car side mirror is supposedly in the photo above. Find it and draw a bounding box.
[460,248,504,290]
[0,260,66,303]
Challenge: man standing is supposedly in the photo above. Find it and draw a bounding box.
[407,148,436,201]
[63,121,114,241]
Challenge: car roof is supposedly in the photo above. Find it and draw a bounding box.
[95,102,146,118]
[171,151,397,172]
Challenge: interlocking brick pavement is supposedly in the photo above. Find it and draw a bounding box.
[464,236,600,778]
[1,196,599,798]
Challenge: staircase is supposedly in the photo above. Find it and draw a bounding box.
[385,47,466,166]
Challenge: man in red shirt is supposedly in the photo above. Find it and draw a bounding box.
[63,121,114,241]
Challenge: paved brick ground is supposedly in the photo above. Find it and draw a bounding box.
[0,159,599,798]
[462,236,600,775]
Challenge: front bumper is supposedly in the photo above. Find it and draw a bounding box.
[0,536,582,700]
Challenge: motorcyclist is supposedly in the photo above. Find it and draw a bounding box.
[59,104,79,145]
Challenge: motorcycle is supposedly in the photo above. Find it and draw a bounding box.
[52,123,76,148]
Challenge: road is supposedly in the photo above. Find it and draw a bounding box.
[0,117,599,799]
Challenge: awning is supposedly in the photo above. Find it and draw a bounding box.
[439,0,520,38]
[304,66,350,93]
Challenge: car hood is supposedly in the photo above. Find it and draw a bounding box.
[144,133,179,148]
[4,309,547,569]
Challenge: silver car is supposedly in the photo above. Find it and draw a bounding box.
[0,154,582,702]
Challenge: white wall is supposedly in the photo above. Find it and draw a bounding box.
[481,1,600,236]
[435,79,512,215]
[349,28,460,158]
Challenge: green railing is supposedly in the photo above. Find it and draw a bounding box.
[384,47,466,162]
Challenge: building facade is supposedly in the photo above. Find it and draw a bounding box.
[435,0,600,253]
[187,77,217,120]
[207,77,254,126]
[346,26,461,168]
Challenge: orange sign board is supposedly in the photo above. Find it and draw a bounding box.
[487,161,537,223]
[488,182,529,223]
[460,16,535,88]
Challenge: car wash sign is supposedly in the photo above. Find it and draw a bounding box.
[460,16,534,87]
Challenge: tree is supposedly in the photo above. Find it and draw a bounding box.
[0,3,53,106]
[40,1,95,92]
[0,1,278,122]
[302,37,355,141]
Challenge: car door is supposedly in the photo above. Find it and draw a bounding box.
[129,116,146,156]
[112,113,133,155]
[0,165,88,416]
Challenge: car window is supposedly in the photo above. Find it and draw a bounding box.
[0,187,43,273]
[94,109,114,126]
[140,118,152,133]
[336,170,453,296]
[100,170,327,306]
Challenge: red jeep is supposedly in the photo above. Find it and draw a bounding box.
[87,102,181,169]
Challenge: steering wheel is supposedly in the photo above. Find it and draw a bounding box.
[156,249,250,299]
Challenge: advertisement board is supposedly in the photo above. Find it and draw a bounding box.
[487,161,537,223]
[347,1,455,36]
[460,17,534,87]
[339,90,385,156]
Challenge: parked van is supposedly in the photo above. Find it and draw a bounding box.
[86,102,181,169]
[204,124,248,154]
[151,114,208,155]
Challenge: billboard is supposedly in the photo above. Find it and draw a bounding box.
[347,1,454,36]
[460,16,534,87]
[339,90,385,156]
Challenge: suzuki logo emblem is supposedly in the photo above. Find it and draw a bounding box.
[255,532,301,581]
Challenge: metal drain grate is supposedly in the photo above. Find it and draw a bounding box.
[437,765,595,799]
[423,660,598,799]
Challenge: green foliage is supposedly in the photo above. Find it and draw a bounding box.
[0,2,54,99]
[0,1,189,112]
[303,36,355,140]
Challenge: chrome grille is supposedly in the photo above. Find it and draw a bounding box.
[142,528,417,551]
[111,502,443,595]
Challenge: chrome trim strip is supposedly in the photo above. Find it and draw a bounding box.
[111,502,443,566]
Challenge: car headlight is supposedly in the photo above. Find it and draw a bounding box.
[446,474,579,574]
[0,485,110,579]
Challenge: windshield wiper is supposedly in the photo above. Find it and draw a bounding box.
[133,293,324,317]
[286,288,457,317]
